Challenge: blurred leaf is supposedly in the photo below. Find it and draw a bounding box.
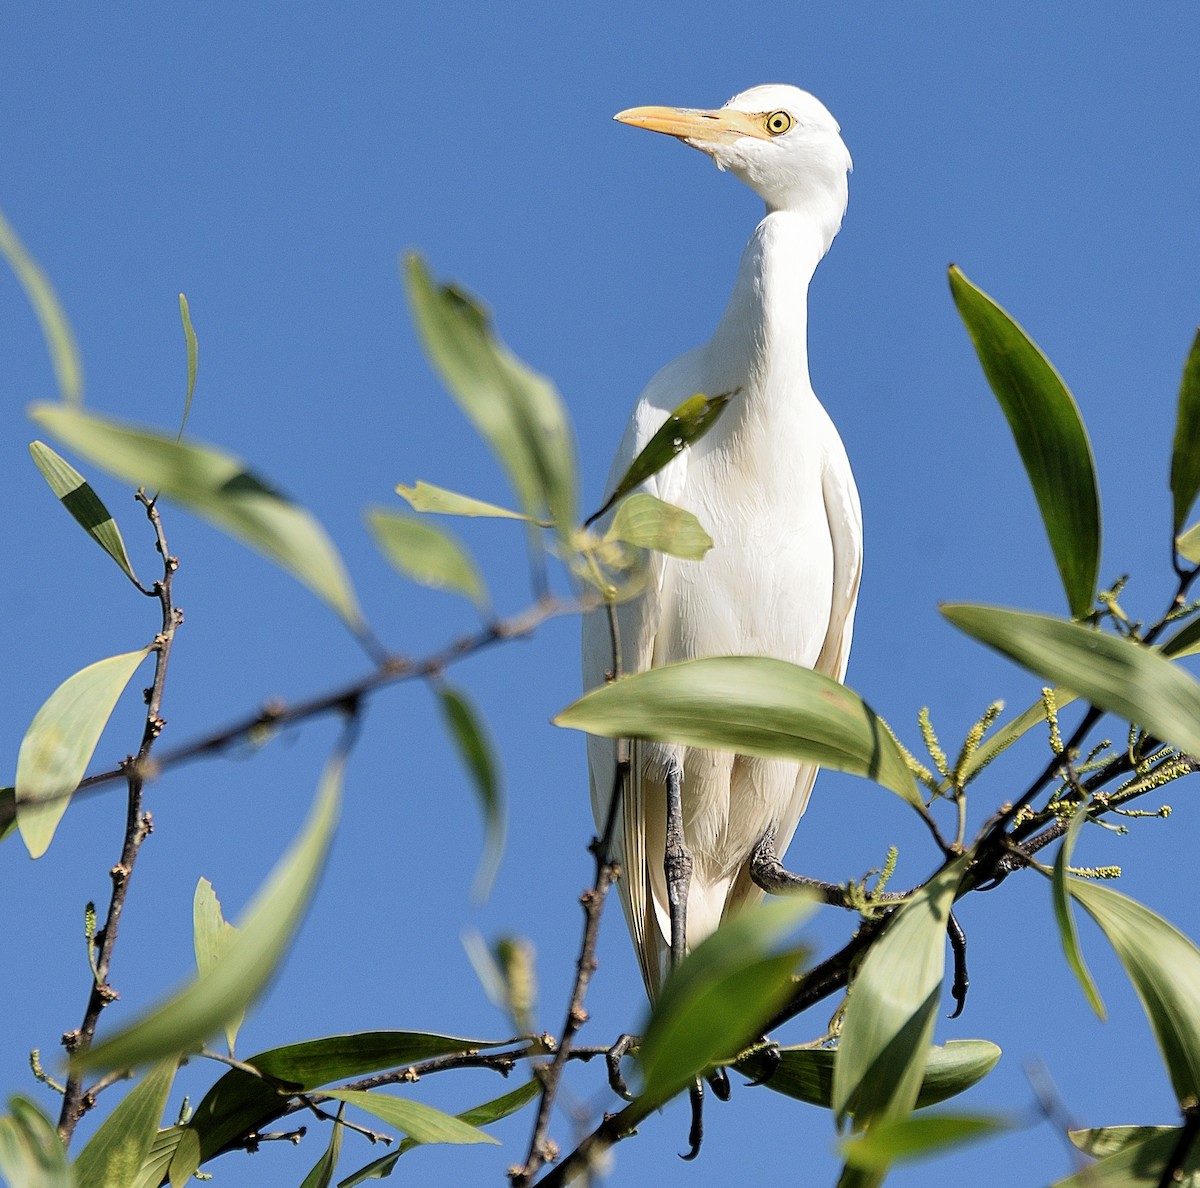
[1171,329,1200,536]
[0,207,82,405]
[16,648,151,858]
[73,1060,176,1188]
[298,1105,343,1188]
[435,686,504,900]
[404,255,576,534]
[742,1040,1001,1112]
[604,492,712,561]
[943,603,1200,759]
[1070,1125,1178,1160]
[949,266,1100,618]
[367,509,487,610]
[193,878,243,1054]
[587,392,733,525]
[839,1112,1006,1170]
[0,788,16,846]
[1056,1125,1200,1186]
[1162,614,1200,660]
[396,480,530,521]
[556,656,922,808]
[30,404,364,632]
[75,752,343,1072]
[185,1031,509,1166]
[29,442,138,583]
[638,897,813,1104]
[1051,808,1106,1019]
[321,1090,497,1147]
[962,688,1076,778]
[1069,878,1200,1104]
[1178,523,1200,566]
[833,858,967,1125]
[0,1096,73,1188]
[176,294,198,441]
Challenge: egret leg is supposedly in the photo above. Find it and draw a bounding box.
[681,1079,704,1161]
[947,910,969,1018]
[664,760,692,969]
[605,1033,637,1100]
[749,829,846,904]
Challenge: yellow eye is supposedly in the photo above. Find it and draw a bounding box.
[764,110,793,136]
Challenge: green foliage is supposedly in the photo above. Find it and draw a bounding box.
[839,1113,1007,1171]
[321,1089,499,1147]
[395,479,531,521]
[604,491,713,560]
[368,507,489,610]
[0,1097,73,1188]
[1051,808,1106,1018]
[192,878,244,1055]
[73,1061,176,1188]
[175,294,198,441]
[1057,1126,1200,1186]
[298,1106,343,1188]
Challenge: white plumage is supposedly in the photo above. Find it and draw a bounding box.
[583,85,863,997]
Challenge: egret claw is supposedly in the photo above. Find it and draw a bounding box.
[680,1080,704,1161]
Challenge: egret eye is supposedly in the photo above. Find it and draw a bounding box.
[764,110,793,136]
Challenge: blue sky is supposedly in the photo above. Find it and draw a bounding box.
[2,3,1199,1185]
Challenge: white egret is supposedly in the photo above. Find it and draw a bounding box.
[584,85,862,999]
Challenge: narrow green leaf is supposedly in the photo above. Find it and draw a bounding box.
[298,1105,343,1188]
[75,752,343,1072]
[16,648,151,858]
[556,656,922,808]
[321,1090,498,1147]
[1162,614,1200,660]
[404,254,576,534]
[30,403,364,631]
[1178,522,1200,566]
[962,688,1076,779]
[395,480,529,521]
[638,897,814,1104]
[177,294,198,441]
[942,603,1200,760]
[1069,879,1200,1105]
[0,788,16,846]
[73,1060,176,1188]
[1171,330,1200,536]
[164,1127,197,1188]
[840,1112,1006,1170]
[833,858,968,1125]
[29,441,138,583]
[0,207,82,404]
[949,266,1100,618]
[0,1096,73,1188]
[1055,1126,1200,1186]
[1051,808,1106,1018]
[193,878,243,1054]
[435,686,504,901]
[367,509,487,609]
[742,1040,1001,1112]
[1070,1125,1179,1160]
[604,492,712,560]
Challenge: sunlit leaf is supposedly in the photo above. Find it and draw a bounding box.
[367,509,488,609]
[74,752,343,1072]
[949,266,1100,618]
[176,294,198,441]
[0,207,82,404]
[840,1112,1006,1171]
[604,492,712,561]
[943,604,1200,759]
[1051,808,1106,1018]
[395,480,530,521]
[29,441,138,583]
[1056,1125,1200,1186]
[1070,1125,1178,1160]
[1177,522,1200,566]
[638,897,813,1104]
[193,878,243,1054]
[404,255,576,535]
[298,1105,343,1188]
[962,688,1076,779]
[30,404,364,632]
[1162,614,1200,660]
[436,687,504,900]
[0,1096,73,1188]
[163,1128,196,1188]
[321,1090,498,1147]
[16,648,151,858]
[1171,329,1200,536]
[73,1060,176,1188]
[556,656,921,807]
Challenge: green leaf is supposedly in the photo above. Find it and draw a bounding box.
[321,1090,498,1147]
[436,686,504,900]
[193,878,243,1055]
[943,603,1200,759]
[184,1031,509,1167]
[961,688,1076,779]
[404,255,576,534]
[742,1040,1001,1112]
[298,1106,343,1188]
[833,858,967,1125]
[177,294,198,441]
[0,1096,73,1188]
[555,656,922,808]
[16,648,151,858]
[604,492,712,560]
[1162,614,1200,660]
[586,392,733,526]
[1070,1125,1179,1160]
[839,1112,1006,1170]
[1178,523,1200,566]
[29,403,364,632]
[73,1060,176,1188]
[1056,1126,1200,1186]
[395,480,530,521]
[1171,330,1200,537]
[638,897,813,1104]
[29,442,138,583]
[163,1128,196,1188]
[949,266,1100,618]
[0,788,17,846]
[0,207,82,405]
[1051,808,1106,1018]
[1068,878,1200,1105]
[367,509,488,610]
[75,752,343,1073]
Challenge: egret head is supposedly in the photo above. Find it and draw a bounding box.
[616,84,852,244]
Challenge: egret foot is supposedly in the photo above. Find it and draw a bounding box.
[681,1079,704,1161]
[749,830,846,905]
[664,761,691,969]
[948,910,969,1018]
[739,1042,782,1086]
[706,1067,731,1101]
[605,1033,638,1100]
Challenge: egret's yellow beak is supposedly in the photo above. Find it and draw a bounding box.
[614,105,772,144]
